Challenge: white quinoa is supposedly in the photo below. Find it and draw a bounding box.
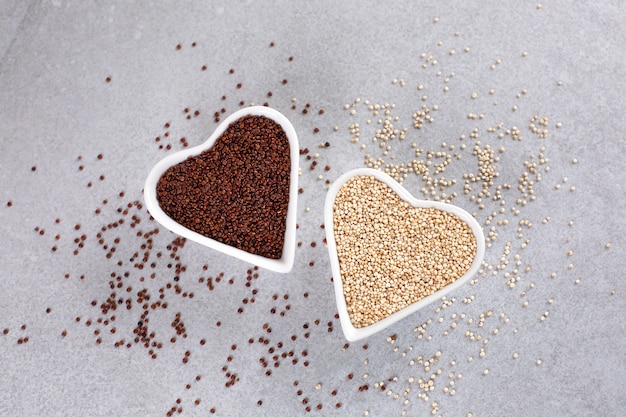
[333,175,477,327]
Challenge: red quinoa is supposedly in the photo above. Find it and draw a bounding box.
[156,115,290,259]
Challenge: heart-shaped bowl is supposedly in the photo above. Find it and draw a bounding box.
[324,168,485,341]
[144,106,299,273]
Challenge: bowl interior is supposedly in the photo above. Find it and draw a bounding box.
[324,168,485,341]
[144,106,299,273]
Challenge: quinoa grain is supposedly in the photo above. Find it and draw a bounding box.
[333,175,477,327]
[156,115,291,259]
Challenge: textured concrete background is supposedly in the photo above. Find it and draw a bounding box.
[1,1,625,416]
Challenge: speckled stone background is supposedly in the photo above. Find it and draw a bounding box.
[1,1,625,416]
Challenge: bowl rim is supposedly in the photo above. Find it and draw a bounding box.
[324,168,485,341]
[143,105,299,273]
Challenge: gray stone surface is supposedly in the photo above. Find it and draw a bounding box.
[1,1,624,416]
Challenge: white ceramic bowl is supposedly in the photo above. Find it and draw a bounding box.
[144,106,299,273]
[324,168,485,341]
